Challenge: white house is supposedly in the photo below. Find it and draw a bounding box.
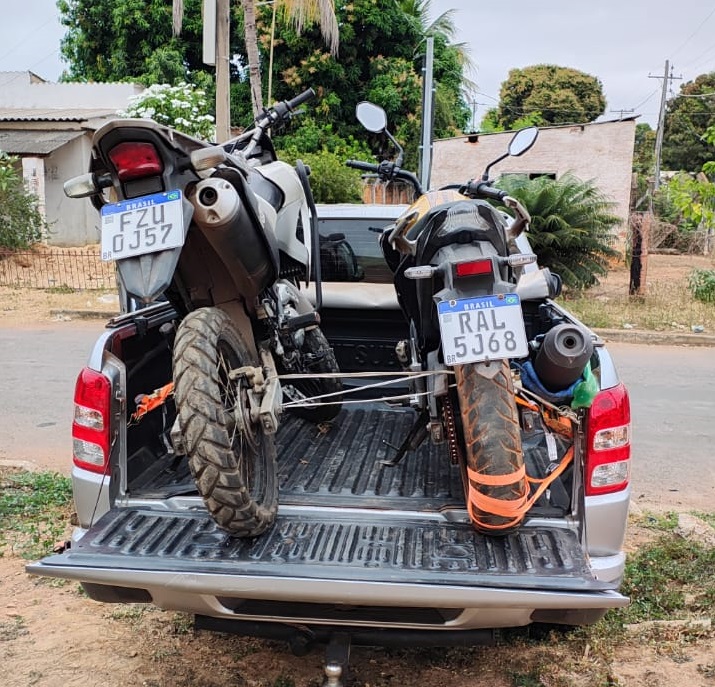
[0,71,143,245]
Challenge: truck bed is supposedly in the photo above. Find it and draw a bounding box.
[33,405,610,600]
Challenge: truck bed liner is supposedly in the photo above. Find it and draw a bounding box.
[131,405,565,515]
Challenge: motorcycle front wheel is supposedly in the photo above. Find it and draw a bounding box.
[173,307,278,537]
[454,360,527,535]
[280,326,343,424]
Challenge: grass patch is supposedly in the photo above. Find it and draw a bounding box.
[44,284,75,294]
[560,275,715,332]
[0,469,73,559]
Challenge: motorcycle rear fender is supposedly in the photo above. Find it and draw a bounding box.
[115,195,196,304]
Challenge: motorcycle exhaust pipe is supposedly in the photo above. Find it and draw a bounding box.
[533,323,594,391]
[189,178,242,229]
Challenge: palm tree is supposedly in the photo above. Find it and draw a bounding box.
[497,174,620,289]
[244,0,339,116]
[173,0,339,117]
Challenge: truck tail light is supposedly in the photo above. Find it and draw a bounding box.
[72,368,112,474]
[454,258,493,278]
[585,383,631,496]
[108,141,164,181]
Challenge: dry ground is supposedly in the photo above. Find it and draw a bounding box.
[1,252,714,686]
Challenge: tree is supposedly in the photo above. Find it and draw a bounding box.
[59,0,213,86]
[0,154,47,250]
[59,0,471,168]
[493,64,606,130]
[497,174,620,289]
[662,72,715,173]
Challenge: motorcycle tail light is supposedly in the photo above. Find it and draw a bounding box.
[72,368,112,474]
[454,258,493,278]
[585,383,631,496]
[108,142,164,181]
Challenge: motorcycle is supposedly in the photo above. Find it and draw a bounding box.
[64,89,342,537]
[347,103,567,534]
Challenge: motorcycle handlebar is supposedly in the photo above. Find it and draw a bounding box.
[464,181,508,202]
[286,88,316,111]
[346,159,380,173]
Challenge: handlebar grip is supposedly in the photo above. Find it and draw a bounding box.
[467,181,508,202]
[346,159,380,173]
[286,88,316,111]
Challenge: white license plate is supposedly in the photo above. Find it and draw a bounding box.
[100,190,184,261]
[438,294,528,365]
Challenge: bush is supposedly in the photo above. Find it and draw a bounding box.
[688,268,715,303]
[277,118,372,203]
[0,153,47,250]
[119,83,215,141]
[497,173,620,289]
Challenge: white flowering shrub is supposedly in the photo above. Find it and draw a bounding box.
[119,83,216,141]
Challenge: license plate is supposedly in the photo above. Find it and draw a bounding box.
[438,294,528,365]
[100,190,184,261]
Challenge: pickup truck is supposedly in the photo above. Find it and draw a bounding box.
[28,203,631,682]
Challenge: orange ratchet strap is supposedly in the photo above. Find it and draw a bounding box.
[466,447,575,531]
[130,382,175,423]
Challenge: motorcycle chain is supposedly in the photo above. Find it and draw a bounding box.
[442,395,462,467]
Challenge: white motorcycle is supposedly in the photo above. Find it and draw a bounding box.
[65,89,342,536]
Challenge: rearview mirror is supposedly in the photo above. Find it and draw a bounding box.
[356,102,387,133]
[508,126,539,157]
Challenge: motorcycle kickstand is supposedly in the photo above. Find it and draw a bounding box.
[322,632,351,687]
[381,411,429,467]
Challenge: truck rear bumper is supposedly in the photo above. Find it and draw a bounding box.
[28,505,627,631]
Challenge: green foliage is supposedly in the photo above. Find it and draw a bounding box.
[267,0,470,166]
[663,72,715,173]
[0,470,73,559]
[278,118,370,203]
[633,123,656,176]
[497,174,620,289]
[0,153,47,250]
[665,172,715,231]
[494,64,606,130]
[59,0,205,83]
[688,268,715,303]
[119,83,216,141]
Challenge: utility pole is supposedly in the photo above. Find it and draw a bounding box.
[418,36,435,191]
[610,108,634,121]
[650,60,681,190]
[215,0,231,142]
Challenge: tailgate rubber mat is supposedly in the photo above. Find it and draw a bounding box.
[52,507,610,591]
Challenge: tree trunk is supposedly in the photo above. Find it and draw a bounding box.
[242,0,264,117]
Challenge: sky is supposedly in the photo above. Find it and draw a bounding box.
[1,0,714,129]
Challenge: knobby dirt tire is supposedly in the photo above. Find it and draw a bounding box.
[454,360,527,534]
[281,327,343,424]
[173,307,277,537]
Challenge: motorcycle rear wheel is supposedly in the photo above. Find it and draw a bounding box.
[454,360,527,534]
[280,327,343,424]
[173,307,278,537]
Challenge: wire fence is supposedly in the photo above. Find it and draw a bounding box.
[0,248,117,290]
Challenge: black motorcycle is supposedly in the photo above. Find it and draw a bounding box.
[348,103,566,534]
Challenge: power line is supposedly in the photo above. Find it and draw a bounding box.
[670,6,715,59]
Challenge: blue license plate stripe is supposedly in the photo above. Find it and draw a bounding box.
[101,190,182,217]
